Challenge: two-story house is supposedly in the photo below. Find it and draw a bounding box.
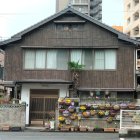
[0,7,140,126]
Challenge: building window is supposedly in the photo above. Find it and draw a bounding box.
[133,26,139,35]
[24,50,35,69]
[127,17,130,24]
[35,50,46,69]
[57,50,69,70]
[134,0,139,6]
[133,12,139,21]
[73,5,88,13]
[70,49,82,64]
[24,49,116,70]
[127,31,131,36]
[46,50,68,70]
[127,3,131,10]
[46,50,57,69]
[94,50,104,70]
[94,50,116,70]
[72,0,88,4]
[56,24,81,31]
[24,49,68,70]
[82,50,93,70]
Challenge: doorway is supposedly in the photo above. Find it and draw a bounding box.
[30,89,59,126]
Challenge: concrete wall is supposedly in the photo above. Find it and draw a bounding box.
[21,83,69,125]
[0,104,26,129]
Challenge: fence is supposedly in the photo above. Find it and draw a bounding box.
[0,104,26,130]
[120,110,140,130]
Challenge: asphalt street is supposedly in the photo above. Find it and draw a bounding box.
[0,132,139,140]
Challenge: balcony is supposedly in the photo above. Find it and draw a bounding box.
[71,0,88,5]
[90,0,102,9]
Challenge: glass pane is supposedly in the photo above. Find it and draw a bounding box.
[35,50,46,69]
[47,50,57,69]
[105,50,116,69]
[94,50,104,70]
[24,50,35,69]
[82,50,93,69]
[71,49,82,64]
[57,50,68,70]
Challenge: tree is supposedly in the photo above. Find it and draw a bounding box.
[68,61,85,97]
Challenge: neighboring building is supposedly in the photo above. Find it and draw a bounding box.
[0,7,140,127]
[123,0,140,37]
[56,0,102,21]
[112,26,123,32]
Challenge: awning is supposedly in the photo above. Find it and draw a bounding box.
[0,81,15,87]
[15,79,73,85]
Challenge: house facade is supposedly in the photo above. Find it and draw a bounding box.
[0,7,140,127]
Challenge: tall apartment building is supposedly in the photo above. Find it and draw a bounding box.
[56,0,102,21]
[123,0,140,38]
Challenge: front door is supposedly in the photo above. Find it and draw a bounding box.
[30,89,58,126]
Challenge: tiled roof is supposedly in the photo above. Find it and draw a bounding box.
[0,7,140,48]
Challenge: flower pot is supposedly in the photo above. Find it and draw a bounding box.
[128,103,136,109]
[68,106,75,113]
[105,103,112,109]
[99,104,105,110]
[106,117,113,123]
[98,110,105,117]
[90,110,97,116]
[120,103,127,109]
[82,111,90,118]
[113,104,120,110]
[63,110,70,117]
[91,104,98,110]
[94,128,104,132]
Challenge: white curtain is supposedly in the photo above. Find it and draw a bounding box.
[35,50,46,69]
[82,50,93,69]
[47,50,57,69]
[105,50,116,69]
[24,50,35,69]
[57,50,68,70]
[71,49,82,64]
[94,50,104,70]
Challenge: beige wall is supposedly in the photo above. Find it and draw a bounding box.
[56,0,90,15]
[123,0,140,37]
[56,0,69,12]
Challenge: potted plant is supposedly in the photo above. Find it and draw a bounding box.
[68,105,75,113]
[106,117,113,123]
[62,110,70,117]
[90,110,97,116]
[82,111,90,118]
[58,116,65,123]
[98,110,105,118]
[79,105,86,112]
[94,125,104,132]
[113,104,120,110]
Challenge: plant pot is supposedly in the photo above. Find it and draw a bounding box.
[94,128,104,132]
[82,111,90,118]
[90,110,97,116]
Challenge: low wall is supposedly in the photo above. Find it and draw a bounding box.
[0,104,26,130]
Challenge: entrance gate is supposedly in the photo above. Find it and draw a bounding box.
[30,89,58,126]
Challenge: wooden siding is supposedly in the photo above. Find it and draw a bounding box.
[4,14,135,89]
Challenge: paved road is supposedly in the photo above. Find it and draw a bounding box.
[0,132,139,140]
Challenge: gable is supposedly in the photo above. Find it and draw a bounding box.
[0,7,139,49]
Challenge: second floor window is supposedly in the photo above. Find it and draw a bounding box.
[24,49,117,70]
[94,50,116,70]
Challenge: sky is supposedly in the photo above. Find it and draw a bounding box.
[0,0,123,39]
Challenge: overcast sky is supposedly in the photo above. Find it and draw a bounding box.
[0,0,123,39]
